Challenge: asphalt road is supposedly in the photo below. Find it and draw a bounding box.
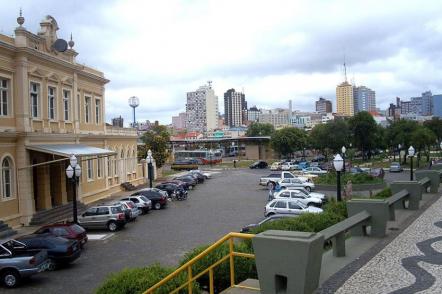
[7,168,409,293]
[9,168,271,294]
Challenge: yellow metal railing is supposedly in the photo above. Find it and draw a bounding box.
[144,232,259,294]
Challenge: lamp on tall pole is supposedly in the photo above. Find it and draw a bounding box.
[398,144,402,163]
[408,146,415,181]
[65,154,81,224]
[341,146,346,172]
[128,96,140,128]
[146,149,153,188]
[333,154,344,202]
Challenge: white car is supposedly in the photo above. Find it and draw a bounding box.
[265,199,323,217]
[272,190,323,207]
[278,178,315,192]
[281,162,298,171]
[302,167,327,175]
[280,187,327,202]
[270,162,282,171]
[191,169,212,179]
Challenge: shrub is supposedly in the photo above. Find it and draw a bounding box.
[315,172,383,185]
[323,199,348,218]
[371,187,392,199]
[179,242,257,293]
[96,263,201,294]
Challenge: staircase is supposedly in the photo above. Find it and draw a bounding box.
[121,182,136,191]
[0,221,17,239]
[29,202,87,226]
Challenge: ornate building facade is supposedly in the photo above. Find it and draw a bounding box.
[0,15,144,227]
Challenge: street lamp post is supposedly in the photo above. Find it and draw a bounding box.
[65,155,81,224]
[333,154,344,202]
[146,149,153,188]
[398,144,402,163]
[341,146,346,172]
[408,146,415,181]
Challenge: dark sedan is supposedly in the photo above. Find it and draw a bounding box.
[186,171,205,183]
[16,233,81,270]
[155,183,187,199]
[132,189,168,210]
[33,223,88,248]
[173,176,197,188]
[249,161,268,169]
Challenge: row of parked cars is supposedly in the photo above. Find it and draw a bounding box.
[0,169,211,288]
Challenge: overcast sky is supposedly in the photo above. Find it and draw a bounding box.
[1,0,442,125]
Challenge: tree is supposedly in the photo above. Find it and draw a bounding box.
[309,119,350,157]
[386,120,419,164]
[246,122,275,137]
[410,126,437,164]
[348,112,378,160]
[139,125,170,168]
[270,127,307,157]
[423,117,442,142]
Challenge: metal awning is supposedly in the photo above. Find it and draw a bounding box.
[26,144,116,157]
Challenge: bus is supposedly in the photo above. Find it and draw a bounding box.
[174,150,222,165]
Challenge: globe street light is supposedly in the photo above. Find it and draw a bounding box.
[408,146,415,181]
[146,149,153,188]
[398,144,402,162]
[341,146,347,172]
[333,154,344,202]
[66,154,81,223]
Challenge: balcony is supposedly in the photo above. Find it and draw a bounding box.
[105,125,137,136]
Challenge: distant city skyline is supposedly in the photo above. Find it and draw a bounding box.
[2,1,442,125]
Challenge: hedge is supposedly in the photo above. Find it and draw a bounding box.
[96,263,201,294]
[315,172,383,185]
[179,242,257,293]
[370,187,392,199]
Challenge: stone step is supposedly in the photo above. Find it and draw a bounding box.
[30,202,87,226]
[220,279,260,294]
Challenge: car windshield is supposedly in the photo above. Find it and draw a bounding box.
[70,224,85,234]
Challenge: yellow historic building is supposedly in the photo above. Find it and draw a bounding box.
[336,81,354,117]
[0,15,144,228]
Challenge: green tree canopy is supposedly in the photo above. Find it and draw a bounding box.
[246,122,275,137]
[410,125,437,162]
[423,117,442,142]
[348,112,378,159]
[139,125,170,168]
[309,119,350,154]
[270,127,307,157]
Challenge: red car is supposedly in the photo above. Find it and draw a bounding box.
[34,223,88,248]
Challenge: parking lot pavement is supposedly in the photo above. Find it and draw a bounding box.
[8,168,270,294]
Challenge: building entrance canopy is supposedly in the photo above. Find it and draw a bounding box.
[27,144,116,157]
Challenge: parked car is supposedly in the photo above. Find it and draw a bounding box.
[172,176,197,188]
[0,239,49,288]
[120,195,152,214]
[133,188,169,210]
[117,200,141,221]
[311,155,326,162]
[278,187,327,202]
[370,167,385,178]
[186,171,205,183]
[350,167,366,174]
[281,162,298,171]
[249,161,268,169]
[272,190,323,207]
[33,223,88,248]
[138,188,168,198]
[190,169,212,179]
[298,161,310,169]
[259,171,310,188]
[78,205,126,232]
[16,234,81,271]
[240,215,298,233]
[278,178,315,192]
[389,162,403,173]
[270,162,282,171]
[265,199,323,217]
[302,167,327,175]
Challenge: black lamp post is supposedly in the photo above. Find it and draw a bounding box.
[341,146,346,172]
[146,149,153,188]
[333,154,344,202]
[66,154,81,224]
[408,146,415,181]
[398,144,401,163]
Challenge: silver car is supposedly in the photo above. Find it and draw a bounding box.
[265,199,323,217]
[78,205,127,232]
[389,162,403,172]
[272,190,323,207]
[278,178,315,192]
[120,195,152,214]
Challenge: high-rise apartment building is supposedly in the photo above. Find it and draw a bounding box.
[353,86,376,113]
[186,83,219,132]
[247,106,261,122]
[315,97,332,113]
[258,109,289,127]
[172,112,187,130]
[433,94,442,118]
[336,81,354,116]
[224,89,247,127]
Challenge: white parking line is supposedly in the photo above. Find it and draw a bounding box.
[87,233,114,241]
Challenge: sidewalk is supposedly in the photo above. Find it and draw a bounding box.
[335,188,442,293]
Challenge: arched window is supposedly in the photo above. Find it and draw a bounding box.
[2,157,14,198]
[127,150,131,172]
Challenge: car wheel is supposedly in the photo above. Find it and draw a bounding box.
[47,259,57,271]
[107,221,118,232]
[267,212,275,217]
[305,186,312,192]
[2,269,20,288]
[307,202,314,207]
[154,202,161,210]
